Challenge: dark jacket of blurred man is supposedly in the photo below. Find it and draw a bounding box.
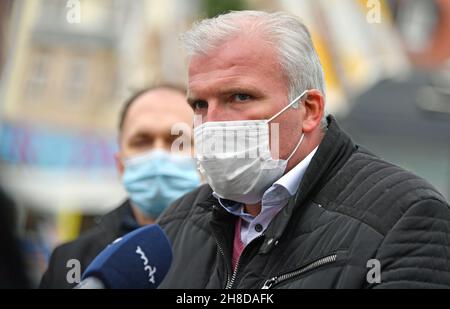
[39,85,200,289]
[0,187,30,288]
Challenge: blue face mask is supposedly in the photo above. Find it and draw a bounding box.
[123,150,201,219]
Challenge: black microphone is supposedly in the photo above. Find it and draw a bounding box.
[75,224,172,289]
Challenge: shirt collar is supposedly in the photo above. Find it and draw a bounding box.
[273,146,318,196]
[213,194,255,222]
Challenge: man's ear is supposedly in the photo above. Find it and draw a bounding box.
[301,89,325,133]
[115,152,125,176]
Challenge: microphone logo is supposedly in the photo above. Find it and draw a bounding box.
[135,246,157,285]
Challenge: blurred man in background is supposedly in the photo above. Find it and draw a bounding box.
[39,84,200,288]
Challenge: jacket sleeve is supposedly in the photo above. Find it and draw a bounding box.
[372,198,450,289]
[39,242,85,289]
[38,246,63,289]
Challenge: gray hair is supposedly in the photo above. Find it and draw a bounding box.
[182,10,327,127]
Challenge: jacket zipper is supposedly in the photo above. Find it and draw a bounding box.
[262,254,337,289]
[225,234,265,289]
[214,238,230,288]
[225,258,240,289]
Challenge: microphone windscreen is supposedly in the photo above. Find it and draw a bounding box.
[82,224,172,289]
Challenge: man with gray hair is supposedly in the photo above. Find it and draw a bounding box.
[158,11,450,289]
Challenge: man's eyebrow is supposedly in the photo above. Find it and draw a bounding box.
[187,96,198,105]
[128,131,151,139]
[219,86,260,96]
[186,89,199,104]
[187,86,262,103]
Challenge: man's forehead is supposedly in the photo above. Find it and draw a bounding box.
[134,89,184,104]
[128,115,190,132]
[128,90,186,112]
[189,33,276,72]
[123,112,192,140]
[187,35,280,96]
[124,91,192,128]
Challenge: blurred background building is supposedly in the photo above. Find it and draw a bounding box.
[0,0,448,286]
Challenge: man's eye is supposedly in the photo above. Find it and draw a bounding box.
[131,138,152,148]
[193,100,208,111]
[232,94,252,102]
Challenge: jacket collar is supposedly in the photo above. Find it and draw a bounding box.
[259,115,356,253]
[96,199,139,236]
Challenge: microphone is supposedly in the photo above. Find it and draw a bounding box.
[75,224,172,289]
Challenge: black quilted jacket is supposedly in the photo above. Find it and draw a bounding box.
[158,116,450,289]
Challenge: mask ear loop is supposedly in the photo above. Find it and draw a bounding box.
[266,90,309,123]
[286,133,305,162]
[266,90,309,162]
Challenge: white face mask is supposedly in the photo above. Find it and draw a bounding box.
[194,90,309,204]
